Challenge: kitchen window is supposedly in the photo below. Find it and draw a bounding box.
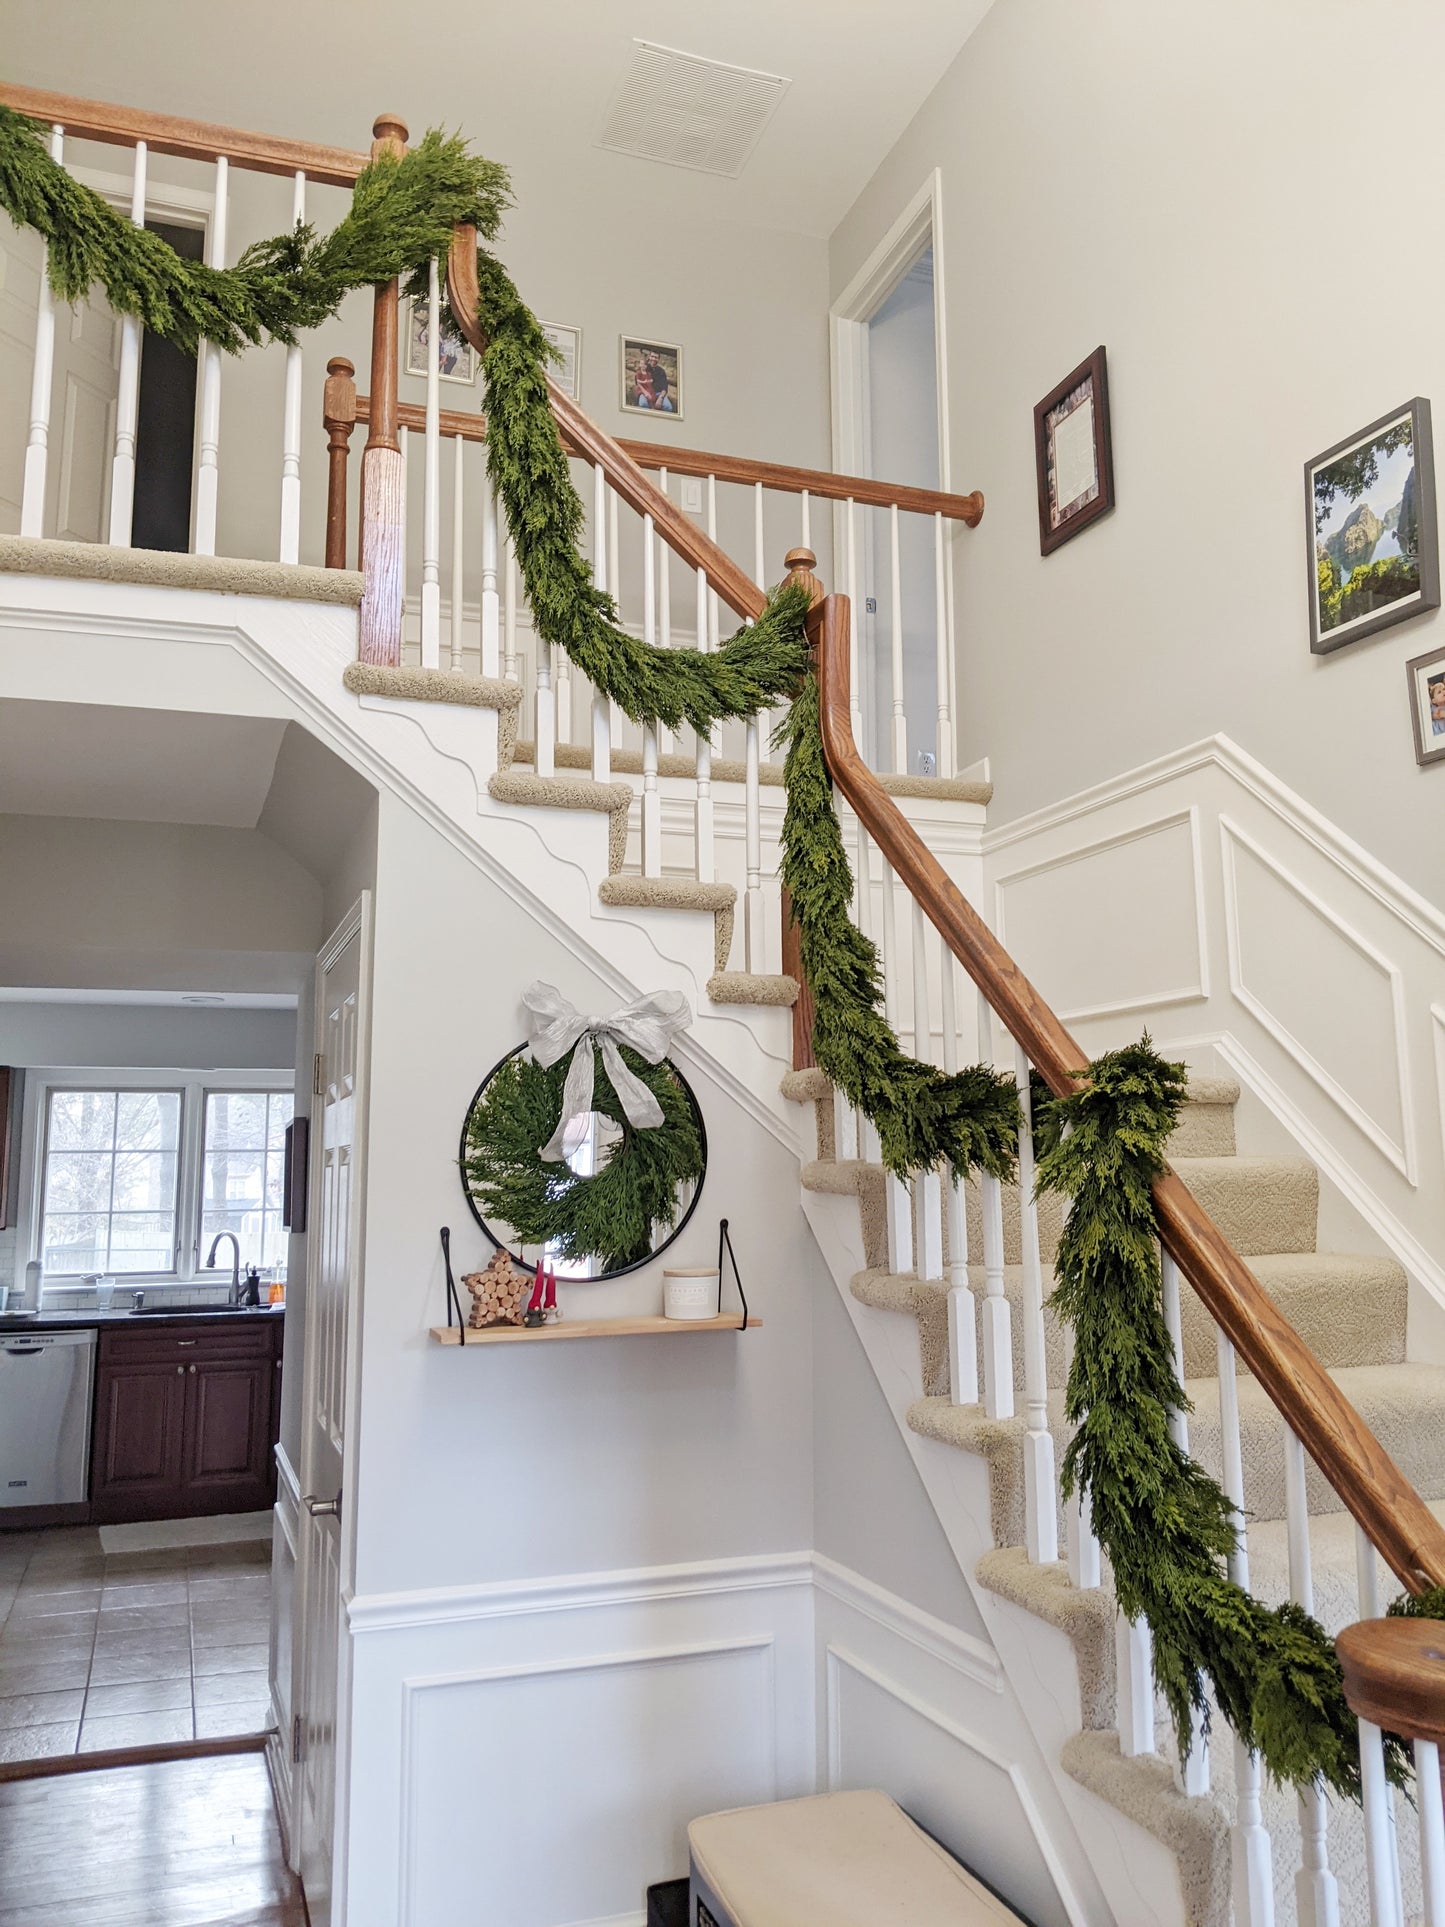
[28,1074,295,1291]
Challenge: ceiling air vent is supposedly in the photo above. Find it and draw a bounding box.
[597,41,789,179]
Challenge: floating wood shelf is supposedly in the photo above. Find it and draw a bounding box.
[429,1312,757,1346]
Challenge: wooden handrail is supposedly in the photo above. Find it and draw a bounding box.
[341,387,984,524]
[806,585,1445,1598]
[0,83,370,187]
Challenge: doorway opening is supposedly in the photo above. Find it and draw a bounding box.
[830,172,954,776]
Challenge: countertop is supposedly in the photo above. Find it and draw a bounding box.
[0,1304,286,1335]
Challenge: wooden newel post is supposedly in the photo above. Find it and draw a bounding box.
[322,356,357,570]
[780,546,826,1071]
[357,112,409,664]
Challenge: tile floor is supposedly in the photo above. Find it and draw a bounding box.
[0,1526,272,1763]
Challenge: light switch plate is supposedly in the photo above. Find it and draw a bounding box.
[681,477,703,514]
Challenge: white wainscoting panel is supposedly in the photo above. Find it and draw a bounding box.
[982,736,1445,1315]
[268,1442,301,1856]
[344,1553,815,1927]
[993,809,1207,1025]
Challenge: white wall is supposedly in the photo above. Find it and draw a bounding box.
[0,1000,295,1069]
[830,0,1445,908]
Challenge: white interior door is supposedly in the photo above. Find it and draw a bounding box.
[296,898,370,1927]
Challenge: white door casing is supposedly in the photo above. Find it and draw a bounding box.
[296,895,371,1927]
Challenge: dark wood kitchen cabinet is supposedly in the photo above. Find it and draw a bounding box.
[90,1316,283,1524]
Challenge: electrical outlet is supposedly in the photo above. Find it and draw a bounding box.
[917,751,937,778]
[681,477,703,514]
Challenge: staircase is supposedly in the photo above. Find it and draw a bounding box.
[5,79,1445,1927]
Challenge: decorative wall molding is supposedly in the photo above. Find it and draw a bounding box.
[812,1553,1001,1692]
[983,733,1445,1315]
[992,807,1209,1024]
[1219,814,1416,1179]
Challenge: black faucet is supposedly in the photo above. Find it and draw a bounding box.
[205,1232,242,1305]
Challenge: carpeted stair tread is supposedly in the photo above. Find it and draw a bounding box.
[706,972,798,1006]
[780,1067,831,1103]
[2,532,366,605]
[597,874,735,911]
[1243,1500,1445,1636]
[1131,1362,1445,1523]
[975,1548,1116,1729]
[509,736,993,803]
[489,769,632,873]
[343,660,522,709]
[1061,1733,1230,1927]
[907,1396,1026,1548]
[1180,1250,1406,1376]
[1166,1155,1318,1255]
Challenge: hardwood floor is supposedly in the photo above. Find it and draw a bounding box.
[0,1751,307,1924]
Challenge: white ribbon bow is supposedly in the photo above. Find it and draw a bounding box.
[522,982,692,1162]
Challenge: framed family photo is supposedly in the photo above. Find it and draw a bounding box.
[403,295,478,385]
[620,336,683,419]
[1306,397,1439,654]
[1406,645,1445,768]
[1034,346,1114,555]
[540,321,582,402]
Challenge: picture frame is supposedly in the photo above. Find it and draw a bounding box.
[1307,397,1438,654]
[540,321,582,402]
[1034,346,1114,555]
[403,294,478,386]
[1406,644,1445,768]
[620,335,683,420]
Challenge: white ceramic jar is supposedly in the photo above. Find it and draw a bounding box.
[662,1267,719,1321]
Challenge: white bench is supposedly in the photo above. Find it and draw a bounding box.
[688,1790,1029,1925]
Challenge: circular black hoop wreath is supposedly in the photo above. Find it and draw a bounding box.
[458,1042,708,1279]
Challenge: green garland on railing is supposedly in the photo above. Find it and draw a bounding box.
[0,102,509,356]
[471,248,812,735]
[1035,1041,1405,1798]
[777,672,1021,1182]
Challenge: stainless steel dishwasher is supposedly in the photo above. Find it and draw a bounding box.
[0,1328,96,1507]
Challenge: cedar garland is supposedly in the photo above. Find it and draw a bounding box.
[1036,1042,1404,1797]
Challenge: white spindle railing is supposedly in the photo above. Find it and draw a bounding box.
[449,434,465,673]
[1160,1251,1209,1796]
[1284,1425,1339,1926]
[975,990,1012,1420]
[192,154,229,555]
[640,512,662,876]
[277,170,307,563]
[1013,1045,1057,1567]
[590,470,611,782]
[107,139,147,547]
[21,122,64,537]
[419,259,442,666]
[1355,1525,1405,1927]
[479,479,500,680]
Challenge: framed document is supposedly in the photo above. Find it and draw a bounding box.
[1034,346,1114,555]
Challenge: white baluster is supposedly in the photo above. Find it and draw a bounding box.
[1160,1251,1209,1792]
[1117,1615,1156,1758]
[448,436,465,672]
[1015,1045,1058,1565]
[1415,1739,1445,1927]
[641,514,662,877]
[108,141,148,547]
[417,258,442,665]
[397,422,409,635]
[21,123,64,536]
[938,938,975,1405]
[744,714,763,970]
[912,902,943,1283]
[504,533,519,679]
[479,478,500,680]
[1218,1326,1276,1926]
[657,468,673,757]
[277,169,307,562]
[854,821,880,1167]
[590,469,611,780]
[192,155,229,555]
[694,562,714,884]
[877,862,913,1274]
[1061,1319,1103,1590]
[976,988,1012,1419]
[889,503,907,774]
[845,497,863,755]
[1281,1427,1338,1925]
[706,476,721,651]
[934,512,953,776]
[943,526,958,778]
[1356,1525,1405,1927]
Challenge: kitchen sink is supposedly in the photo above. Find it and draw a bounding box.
[131,1302,267,1315]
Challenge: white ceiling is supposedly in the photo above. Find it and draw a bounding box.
[0,702,287,827]
[2,0,995,237]
[0,988,297,1008]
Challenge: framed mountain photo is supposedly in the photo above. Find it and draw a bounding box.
[1307,398,1439,653]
